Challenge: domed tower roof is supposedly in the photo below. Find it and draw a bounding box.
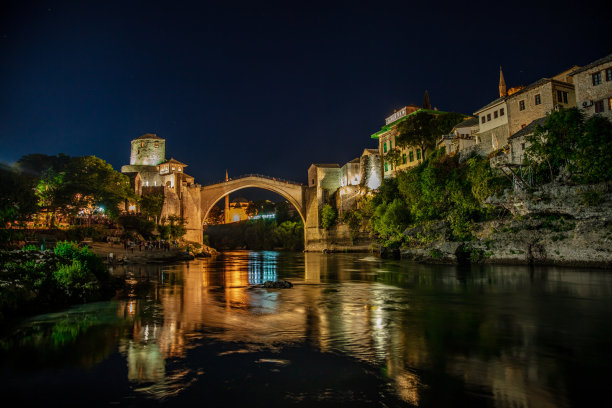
[133,133,164,141]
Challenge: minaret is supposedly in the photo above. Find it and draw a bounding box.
[422,90,431,110]
[499,66,507,97]
[224,170,230,224]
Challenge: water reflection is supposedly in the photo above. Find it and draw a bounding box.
[2,252,611,406]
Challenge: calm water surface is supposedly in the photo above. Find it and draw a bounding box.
[1,251,612,407]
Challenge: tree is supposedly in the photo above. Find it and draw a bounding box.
[17,153,70,177]
[576,114,612,183]
[205,204,224,225]
[0,165,37,227]
[526,108,612,184]
[166,215,186,240]
[320,204,337,229]
[140,193,164,221]
[395,111,465,161]
[62,156,133,220]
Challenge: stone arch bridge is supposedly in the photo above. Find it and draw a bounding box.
[200,174,307,222]
[176,174,319,247]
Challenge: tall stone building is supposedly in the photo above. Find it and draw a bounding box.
[569,53,612,120]
[121,134,202,243]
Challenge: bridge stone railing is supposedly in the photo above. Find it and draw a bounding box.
[201,174,304,187]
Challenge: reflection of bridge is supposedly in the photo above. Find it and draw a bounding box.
[200,175,307,222]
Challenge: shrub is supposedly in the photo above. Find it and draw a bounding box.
[320,204,337,229]
[54,240,79,259]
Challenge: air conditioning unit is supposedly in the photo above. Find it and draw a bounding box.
[582,100,593,108]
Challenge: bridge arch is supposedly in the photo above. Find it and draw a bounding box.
[200,175,306,225]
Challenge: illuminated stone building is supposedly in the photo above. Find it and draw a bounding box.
[449,117,479,154]
[506,77,575,136]
[121,134,195,190]
[371,105,439,179]
[307,148,382,221]
[472,69,511,156]
[121,134,203,243]
[569,53,612,120]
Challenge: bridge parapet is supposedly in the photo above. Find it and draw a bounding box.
[200,175,308,225]
[201,173,304,187]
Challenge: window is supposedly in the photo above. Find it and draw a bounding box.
[141,141,145,147]
[155,142,159,148]
[595,100,604,113]
[494,110,498,119]
[409,151,414,162]
[557,90,568,104]
[383,142,387,153]
[607,68,612,81]
[592,72,602,86]
[416,149,421,160]
[608,97,612,111]
[535,94,541,105]
[389,140,393,149]
[521,143,525,150]
[519,100,525,111]
[384,162,388,172]
[487,113,491,121]
[178,168,182,172]
[481,116,485,124]
[402,153,407,164]
[500,108,505,116]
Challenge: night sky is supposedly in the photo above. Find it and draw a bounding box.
[1,1,610,188]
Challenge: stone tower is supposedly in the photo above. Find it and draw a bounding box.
[499,67,507,97]
[130,133,166,166]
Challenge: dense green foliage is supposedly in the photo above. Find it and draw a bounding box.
[368,150,508,246]
[0,165,38,238]
[206,219,304,251]
[395,111,465,161]
[0,242,116,321]
[526,108,612,184]
[320,204,337,229]
[140,193,164,220]
[159,215,186,240]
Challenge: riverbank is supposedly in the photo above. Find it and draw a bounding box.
[398,183,612,268]
[0,243,121,323]
[87,242,218,264]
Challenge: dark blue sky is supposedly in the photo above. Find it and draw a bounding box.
[1,0,610,185]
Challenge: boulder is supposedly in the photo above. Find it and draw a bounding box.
[263,280,293,289]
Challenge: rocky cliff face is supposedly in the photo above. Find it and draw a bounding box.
[400,183,612,268]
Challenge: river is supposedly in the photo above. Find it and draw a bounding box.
[1,251,611,407]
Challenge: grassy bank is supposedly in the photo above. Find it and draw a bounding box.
[0,241,121,323]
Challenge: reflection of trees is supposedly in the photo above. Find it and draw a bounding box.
[0,303,123,369]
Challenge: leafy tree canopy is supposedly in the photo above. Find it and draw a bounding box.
[526,108,612,184]
[395,111,465,160]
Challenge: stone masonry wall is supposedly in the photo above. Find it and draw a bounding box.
[181,185,203,244]
[573,61,612,120]
[130,139,165,166]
